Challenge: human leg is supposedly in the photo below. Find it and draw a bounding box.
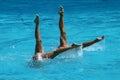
[71,36,105,48]
[34,14,43,54]
[82,36,105,48]
[58,6,67,47]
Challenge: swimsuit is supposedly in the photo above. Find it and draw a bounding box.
[36,53,43,61]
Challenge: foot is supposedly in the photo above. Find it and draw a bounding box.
[59,6,64,16]
[34,14,40,25]
[96,36,105,42]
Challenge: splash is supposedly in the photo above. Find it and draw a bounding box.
[58,46,83,59]
[77,45,83,56]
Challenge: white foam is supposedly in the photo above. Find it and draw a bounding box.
[58,46,83,58]
[77,45,83,56]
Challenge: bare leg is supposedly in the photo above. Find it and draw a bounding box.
[34,14,43,54]
[82,36,105,48]
[71,36,105,48]
[58,6,67,48]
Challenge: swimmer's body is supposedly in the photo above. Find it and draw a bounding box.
[32,6,105,60]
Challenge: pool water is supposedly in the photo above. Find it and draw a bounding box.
[0,0,120,80]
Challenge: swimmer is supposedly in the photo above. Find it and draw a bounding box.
[32,6,105,60]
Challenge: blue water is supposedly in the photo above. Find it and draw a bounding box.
[0,0,120,80]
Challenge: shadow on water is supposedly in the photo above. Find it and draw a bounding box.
[27,60,44,69]
[27,59,52,69]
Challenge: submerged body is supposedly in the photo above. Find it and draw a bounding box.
[32,6,105,60]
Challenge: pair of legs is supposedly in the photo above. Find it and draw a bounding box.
[34,6,67,55]
[33,6,104,60]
